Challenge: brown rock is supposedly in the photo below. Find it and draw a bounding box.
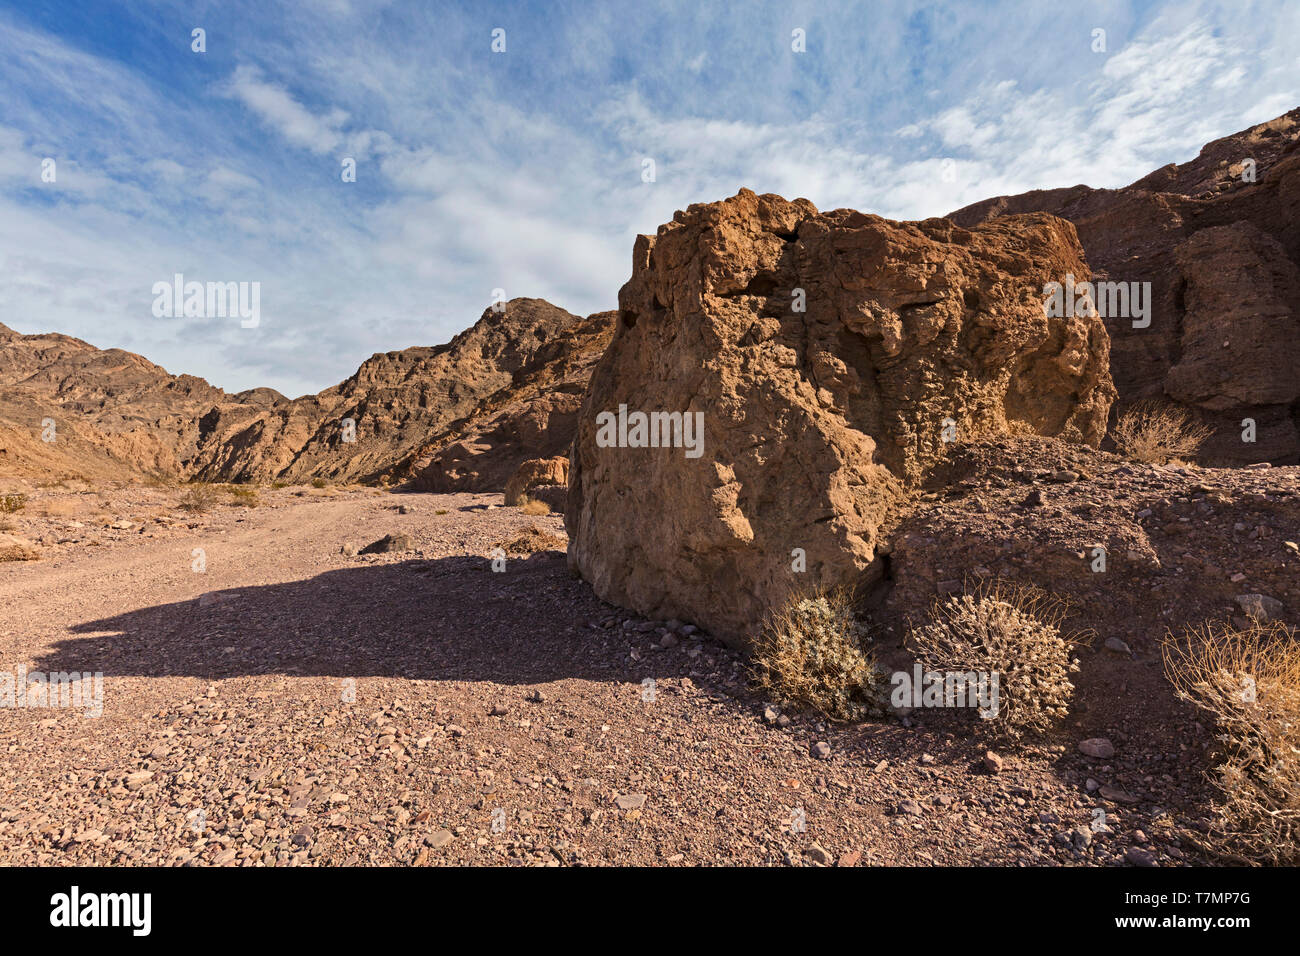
[503,456,569,507]
[949,107,1300,465]
[409,311,616,492]
[567,189,1114,644]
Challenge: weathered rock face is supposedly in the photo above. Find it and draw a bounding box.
[408,310,614,492]
[194,298,591,484]
[504,456,569,506]
[1,299,603,486]
[566,189,1115,645]
[949,107,1300,464]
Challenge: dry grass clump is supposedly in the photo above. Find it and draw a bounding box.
[0,534,40,561]
[0,493,26,513]
[493,525,566,555]
[750,588,884,721]
[179,483,218,513]
[1163,620,1300,864]
[223,484,260,507]
[1110,401,1212,464]
[906,583,1081,742]
[518,496,550,516]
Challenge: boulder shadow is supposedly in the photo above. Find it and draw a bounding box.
[40,551,667,686]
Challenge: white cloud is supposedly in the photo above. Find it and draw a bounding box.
[225,65,348,155]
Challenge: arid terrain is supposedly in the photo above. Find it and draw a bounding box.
[4,110,1300,869]
[0,447,1296,866]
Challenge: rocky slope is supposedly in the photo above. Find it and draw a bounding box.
[566,189,1115,645]
[405,310,615,493]
[0,299,600,487]
[949,108,1300,466]
[0,321,274,482]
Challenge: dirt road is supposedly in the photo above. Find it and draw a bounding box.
[0,486,1205,866]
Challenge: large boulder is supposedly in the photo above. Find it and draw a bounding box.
[566,189,1115,645]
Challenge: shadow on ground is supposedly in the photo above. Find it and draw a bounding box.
[38,551,672,686]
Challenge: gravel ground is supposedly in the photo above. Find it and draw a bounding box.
[0,485,1220,866]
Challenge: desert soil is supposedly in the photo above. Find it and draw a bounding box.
[1,484,1218,866]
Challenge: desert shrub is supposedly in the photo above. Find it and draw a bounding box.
[750,589,884,721]
[906,584,1080,742]
[1110,401,1212,464]
[0,535,39,561]
[493,525,566,555]
[223,484,260,507]
[311,477,328,489]
[518,496,550,516]
[1163,620,1300,865]
[179,483,218,513]
[0,494,26,513]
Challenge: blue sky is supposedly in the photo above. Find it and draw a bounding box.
[1,0,1296,396]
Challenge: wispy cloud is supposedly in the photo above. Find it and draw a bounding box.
[0,0,1295,394]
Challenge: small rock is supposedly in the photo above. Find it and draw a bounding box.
[1104,637,1133,656]
[810,741,832,761]
[361,533,414,554]
[898,799,923,817]
[806,843,833,865]
[1100,784,1140,805]
[124,771,154,791]
[1234,593,1283,622]
[425,829,454,848]
[615,793,646,811]
[1125,846,1158,867]
[1078,738,1115,759]
[836,850,862,867]
[983,750,1004,773]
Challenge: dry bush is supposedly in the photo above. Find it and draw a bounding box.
[493,525,566,555]
[0,493,26,513]
[0,535,39,561]
[310,477,329,489]
[179,483,218,513]
[1163,621,1300,864]
[223,484,260,507]
[1110,401,1212,464]
[750,588,884,721]
[906,583,1081,742]
[518,496,550,516]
